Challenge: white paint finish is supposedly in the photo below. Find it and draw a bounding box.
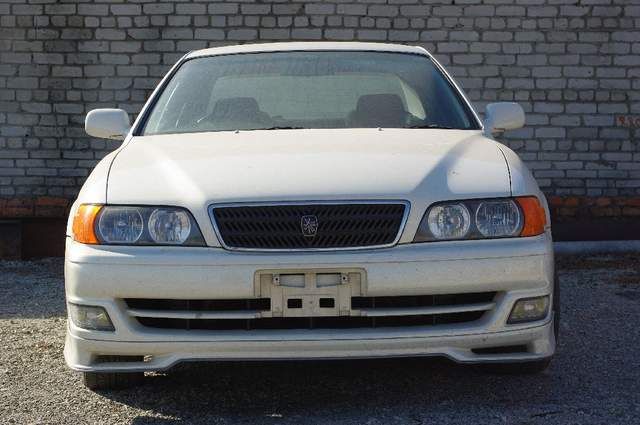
[186,42,429,59]
[483,102,526,135]
[65,234,552,300]
[64,230,555,367]
[85,108,131,140]
[65,43,555,370]
[65,322,554,371]
[496,143,552,231]
[65,232,553,345]
[105,129,511,245]
[66,233,551,267]
[65,150,121,237]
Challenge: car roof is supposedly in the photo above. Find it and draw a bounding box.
[185,42,430,59]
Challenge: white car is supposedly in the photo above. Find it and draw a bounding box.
[66,42,557,390]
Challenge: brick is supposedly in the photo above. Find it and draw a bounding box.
[400,6,429,17]
[357,30,387,41]
[208,3,238,15]
[162,29,193,40]
[338,5,367,16]
[143,4,174,15]
[369,6,399,17]
[305,4,335,15]
[78,4,108,16]
[241,4,271,15]
[95,29,126,41]
[291,29,322,40]
[128,29,160,40]
[259,29,290,40]
[389,30,419,41]
[13,4,44,15]
[227,29,258,41]
[111,5,141,16]
[0,0,636,209]
[194,29,225,41]
[325,29,355,40]
[176,3,205,15]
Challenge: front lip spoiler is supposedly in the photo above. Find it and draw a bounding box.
[65,319,554,373]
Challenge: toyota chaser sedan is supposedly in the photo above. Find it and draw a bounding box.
[66,42,558,390]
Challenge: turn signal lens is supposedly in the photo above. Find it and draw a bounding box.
[71,204,102,244]
[516,197,547,237]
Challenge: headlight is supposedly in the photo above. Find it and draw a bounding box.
[98,207,144,243]
[72,204,206,246]
[414,196,546,242]
[475,200,522,237]
[148,208,191,244]
[426,203,471,240]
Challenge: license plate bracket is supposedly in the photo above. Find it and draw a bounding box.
[254,269,365,318]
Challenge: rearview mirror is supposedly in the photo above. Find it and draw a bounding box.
[85,109,131,140]
[483,102,525,136]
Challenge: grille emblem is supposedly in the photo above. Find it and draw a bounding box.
[301,215,319,237]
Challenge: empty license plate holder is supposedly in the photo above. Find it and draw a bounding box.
[254,268,365,318]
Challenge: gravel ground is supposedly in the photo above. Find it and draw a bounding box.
[1,255,639,424]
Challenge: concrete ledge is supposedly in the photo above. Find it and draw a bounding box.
[554,240,640,255]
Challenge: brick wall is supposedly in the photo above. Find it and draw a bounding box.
[1,0,639,223]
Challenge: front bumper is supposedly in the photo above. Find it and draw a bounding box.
[64,233,556,372]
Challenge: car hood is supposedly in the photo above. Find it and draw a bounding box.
[107,129,511,244]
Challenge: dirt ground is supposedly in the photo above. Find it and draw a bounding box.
[1,254,639,424]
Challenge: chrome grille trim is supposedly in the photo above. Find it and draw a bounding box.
[208,200,411,252]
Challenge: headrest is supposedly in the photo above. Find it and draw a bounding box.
[212,97,260,119]
[353,94,406,127]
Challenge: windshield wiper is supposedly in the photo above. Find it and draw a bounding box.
[404,124,456,129]
[258,126,306,130]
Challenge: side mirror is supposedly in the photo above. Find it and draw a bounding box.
[85,109,131,140]
[483,102,525,136]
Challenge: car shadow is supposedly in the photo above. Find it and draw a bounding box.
[101,357,556,424]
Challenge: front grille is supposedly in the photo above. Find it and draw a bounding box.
[211,202,407,250]
[126,298,271,311]
[124,292,495,331]
[351,292,496,309]
[136,313,485,330]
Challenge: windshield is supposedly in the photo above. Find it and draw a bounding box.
[141,51,480,135]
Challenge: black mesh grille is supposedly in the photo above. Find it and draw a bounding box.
[125,298,271,312]
[351,292,497,309]
[212,203,407,250]
[136,312,485,331]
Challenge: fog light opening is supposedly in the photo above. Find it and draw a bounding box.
[507,296,549,324]
[68,303,115,331]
